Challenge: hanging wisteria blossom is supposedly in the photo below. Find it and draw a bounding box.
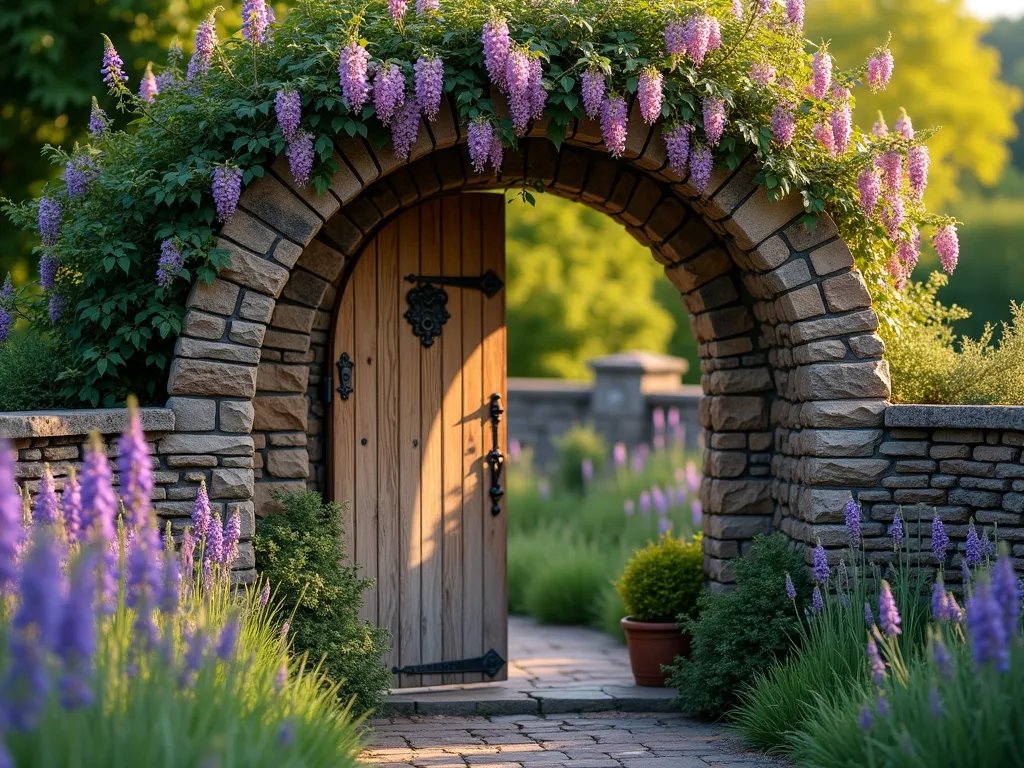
[750,62,776,86]
[339,42,371,114]
[156,239,184,287]
[414,56,444,121]
[664,21,686,57]
[908,145,930,199]
[38,198,62,247]
[391,98,421,161]
[934,224,960,274]
[771,104,795,147]
[482,19,511,91]
[664,124,691,176]
[857,168,881,217]
[374,63,407,126]
[600,96,628,158]
[689,145,714,194]
[241,0,269,43]
[895,109,915,140]
[637,67,663,124]
[65,156,96,197]
[287,132,315,188]
[811,48,832,100]
[468,121,495,174]
[867,48,894,92]
[703,97,726,146]
[684,15,713,68]
[212,166,243,223]
[416,0,439,13]
[275,89,302,141]
[187,12,219,82]
[831,89,852,154]
[581,69,605,119]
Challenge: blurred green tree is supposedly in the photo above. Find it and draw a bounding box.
[806,0,1022,208]
[982,15,1024,172]
[505,192,695,380]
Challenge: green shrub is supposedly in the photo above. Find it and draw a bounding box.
[882,272,1024,404]
[253,491,391,715]
[554,424,607,494]
[524,542,609,625]
[665,533,808,719]
[615,533,703,623]
[593,580,627,643]
[508,527,571,616]
[0,332,73,411]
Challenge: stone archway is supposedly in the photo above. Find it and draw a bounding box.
[166,97,890,585]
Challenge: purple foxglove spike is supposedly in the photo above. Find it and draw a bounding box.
[967,579,1010,672]
[965,521,983,566]
[207,510,224,566]
[932,516,950,562]
[889,510,904,549]
[117,404,153,531]
[785,573,796,600]
[62,469,82,543]
[844,498,861,547]
[33,464,61,527]
[179,627,208,688]
[812,544,830,585]
[191,480,211,541]
[864,601,874,626]
[811,586,824,614]
[224,507,241,566]
[866,636,885,685]
[57,549,98,709]
[0,443,25,590]
[878,580,901,637]
[216,615,240,660]
[932,581,948,622]
[992,556,1020,637]
[161,549,181,614]
[258,581,271,609]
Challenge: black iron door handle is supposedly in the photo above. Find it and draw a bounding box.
[487,393,504,516]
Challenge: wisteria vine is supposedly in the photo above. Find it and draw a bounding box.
[2,0,960,406]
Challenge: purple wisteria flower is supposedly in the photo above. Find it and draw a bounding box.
[931,515,950,562]
[65,155,97,197]
[287,131,315,188]
[878,580,901,637]
[664,21,686,57]
[139,63,159,102]
[186,12,219,82]
[637,67,663,125]
[689,145,713,194]
[895,109,915,140]
[857,168,880,218]
[48,294,66,324]
[867,49,894,92]
[62,469,82,543]
[0,444,25,591]
[528,57,546,121]
[89,97,109,136]
[771,104,795,147]
[275,89,302,141]
[831,88,852,154]
[702,97,726,146]
[664,124,691,177]
[339,42,371,114]
[786,0,804,29]
[374,63,406,126]
[785,573,796,600]
[416,0,439,13]
[212,166,243,223]
[600,96,628,158]
[811,49,832,100]
[482,19,511,91]
[908,145,929,200]
[965,521,983,566]
[812,543,830,585]
[505,49,532,136]
[39,254,58,291]
[967,578,1010,672]
[934,224,959,274]
[389,0,408,22]
[38,197,62,247]
[117,406,153,530]
[581,69,605,119]
[732,0,744,18]
[101,35,127,90]
[57,550,98,709]
[811,586,823,613]
[750,62,776,86]
[414,56,444,121]
[34,465,60,526]
[157,238,184,288]
[468,120,495,174]
[866,636,885,684]
[391,97,421,161]
[241,0,269,44]
[844,498,862,547]
[684,15,713,68]
[881,195,905,242]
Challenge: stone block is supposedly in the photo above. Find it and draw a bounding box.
[253,395,308,432]
[257,362,310,394]
[263,329,311,353]
[705,515,773,540]
[974,445,1019,462]
[705,479,772,514]
[177,338,261,365]
[708,396,767,431]
[894,489,946,504]
[797,488,851,523]
[188,279,239,316]
[183,310,227,341]
[266,448,310,479]
[801,429,883,458]
[211,468,254,499]
[878,441,929,457]
[240,174,322,246]
[166,397,217,432]
[762,259,812,294]
[723,185,803,250]
[219,208,278,254]
[790,309,879,344]
[218,240,292,298]
[822,271,872,313]
[663,248,731,294]
[707,367,772,395]
[798,399,887,428]
[271,303,317,334]
[706,451,747,478]
[167,359,257,398]
[253,480,307,516]
[849,334,885,359]
[948,489,1002,508]
[938,460,996,477]
[159,434,253,456]
[804,458,891,486]
[746,235,792,272]
[220,400,255,434]
[793,340,846,365]
[1004,493,1024,513]
[778,284,826,322]
[239,292,275,324]
[808,239,854,275]
[931,444,970,460]
[793,361,891,401]
[229,320,267,348]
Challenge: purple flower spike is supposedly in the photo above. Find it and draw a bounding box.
[702,96,726,146]
[929,686,943,718]
[101,35,127,90]
[482,19,511,91]
[339,42,371,114]
[878,580,901,637]
[57,549,98,709]
[374,63,407,126]
[858,704,873,731]
[945,591,963,623]
[89,97,109,136]
[191,479,212,541]
[581,458,594,483]
[690,500,702,526]
[186,12,218,82]
[139,62,159,102]
[688,145,714,194]
[47,294,66,324]
[876,693,890,719]
[34,465,60,526]
[639,490,651,515]
[934,224,959,275]
[658,517,671,537]
[212,166,243,223]
[275,89,302,141]
[241,0,269,44]
[79,437,118,606]
[864,601,874,626]
[889,510,904,549]
[180,627,209,688]
[932,579,948,622]
[967,578,1010,672]
[62,468,82,543]
[414,56,444,121]
[38,198,62,247]
[581,69,605,119]
[161,549,181,614]
[181,526,196,589]
[217,614,240,660]
[933,633,952,678]
[811,586,824,614]
[259,581,271,609]
[932,516,950,563]
[224,507,241,566]
[992,556,1021,637]
[390,97,421,161]
[637,67,663,125]
[785,573,796,600]
[844,498,862,547]
[600,96,628,158]
[623,499,634,517]
[117,404,153,530]
[468,120,495,175]
[206,510,224,566]
[157,238,184,287]
[287,131,315,188]
[866,636,885,685]
[65,155,97,197]
[812,543,829,585]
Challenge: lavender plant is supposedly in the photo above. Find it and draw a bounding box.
[0,405,365,766]
[3,0,959,407]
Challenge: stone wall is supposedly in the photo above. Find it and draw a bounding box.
[798,404,1024,586]
[0,407,257,582]
[507,351,702,468]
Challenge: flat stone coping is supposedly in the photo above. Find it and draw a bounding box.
[508,377,592,395]
[0,407,175,439]
[885,404,1024,431]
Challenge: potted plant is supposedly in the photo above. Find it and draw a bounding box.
[616,532,704,686]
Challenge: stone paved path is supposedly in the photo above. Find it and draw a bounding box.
[360,712,788,767]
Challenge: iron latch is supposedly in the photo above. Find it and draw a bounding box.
[392,648,506,678]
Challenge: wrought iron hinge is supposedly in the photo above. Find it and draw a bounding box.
[404,271,504,347]
[392,648,506,678]
[487,393,504,516]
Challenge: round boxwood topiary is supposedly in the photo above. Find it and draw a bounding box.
[615,533,703,624]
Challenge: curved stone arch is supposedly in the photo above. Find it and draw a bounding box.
[167,97,890,583]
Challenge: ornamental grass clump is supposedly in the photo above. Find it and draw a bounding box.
[3,0,959,407]
[0,403,365,766]
[615,532,703,624]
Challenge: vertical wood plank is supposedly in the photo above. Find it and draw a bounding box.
[332,263,357,576]
[397,206,424,687]
[419,197,445,686]
[376,220,401,673]
[354,241,379,626]
[480,193,508,680]
[440,196,465,685]
[460,195,486,684]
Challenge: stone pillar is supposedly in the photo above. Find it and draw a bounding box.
[588,351,689,447]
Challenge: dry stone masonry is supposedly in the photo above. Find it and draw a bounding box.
[4,96,1014,587]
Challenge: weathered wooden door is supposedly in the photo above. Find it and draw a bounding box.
[330,194,507,687]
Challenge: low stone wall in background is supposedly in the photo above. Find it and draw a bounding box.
[785,404,1024,589]
[0,408,257,582]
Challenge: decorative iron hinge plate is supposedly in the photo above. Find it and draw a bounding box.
[392,648,506,678]
[404,271,504,347]
[336,352,354,400]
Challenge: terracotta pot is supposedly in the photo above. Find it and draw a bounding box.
[620,616,691,687]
